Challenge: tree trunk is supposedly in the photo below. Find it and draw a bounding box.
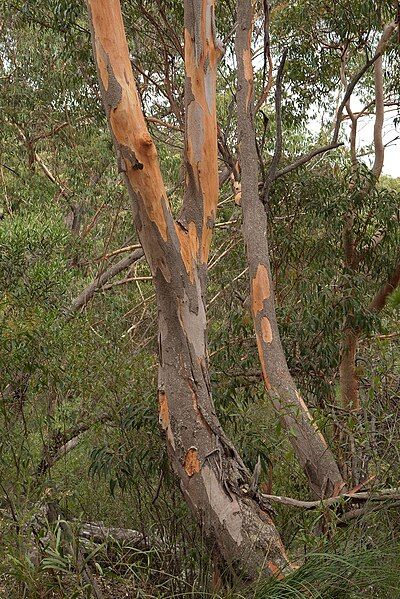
[235,0,345,499]
[87,0,290,580]
[339,326,360,411]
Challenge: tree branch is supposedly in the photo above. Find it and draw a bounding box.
[369,260,400,312]
[263,50,287,200]
[332,22,396,145]
[68,249,144,314]
[274,142,344,180]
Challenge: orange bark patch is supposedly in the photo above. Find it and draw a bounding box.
[267,561,285,580]
[184,447,201,477]
[88,0,169,242]
[175,221,199,283]
[158,391,170,430]
[251,264,270,315]
[158,391,175,450]
[261,316,273,343]
[184,25,219,263]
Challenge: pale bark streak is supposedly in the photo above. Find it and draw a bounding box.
[372,54,384,177]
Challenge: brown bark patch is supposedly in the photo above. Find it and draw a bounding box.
[184,447,201,476]
[251,264,270,315]
[261,316,273,343]
[243,46,253,109]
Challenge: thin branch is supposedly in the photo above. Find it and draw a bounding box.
[369,260,400,312]
[1,163,20,177]
[274,142,344,180]
[264,50,287,193]
[91,243,141,262]
[68,249,144,314]
[36,416,109,477]
[100,275,152,290]
[255,0,273,112]
[146,116,183,132]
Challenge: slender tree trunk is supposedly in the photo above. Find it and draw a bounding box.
[339,209,360,412]
[339,326,359,411]
[87,0,290,580]
[235,0,344,499]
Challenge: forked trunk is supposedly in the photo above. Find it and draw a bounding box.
[87,0,289,580]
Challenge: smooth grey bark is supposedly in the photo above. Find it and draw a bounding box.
[236,0,345,499]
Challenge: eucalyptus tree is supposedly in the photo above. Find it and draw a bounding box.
[86,0,292,579]
[2,0,399,588]
[257,0,400,484]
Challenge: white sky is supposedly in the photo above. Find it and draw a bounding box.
[308,96,399,178]
[348,100,399,178]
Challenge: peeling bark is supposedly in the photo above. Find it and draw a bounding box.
[235,0,344,499]
[87,0,290,580]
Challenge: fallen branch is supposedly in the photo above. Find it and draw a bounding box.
[339,500,400,524]
[261,487,400,509]
[80,522,151,549]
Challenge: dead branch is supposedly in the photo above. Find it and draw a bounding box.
[68,249,144,314]
[80,522,150,549]
[261,487,400,509]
